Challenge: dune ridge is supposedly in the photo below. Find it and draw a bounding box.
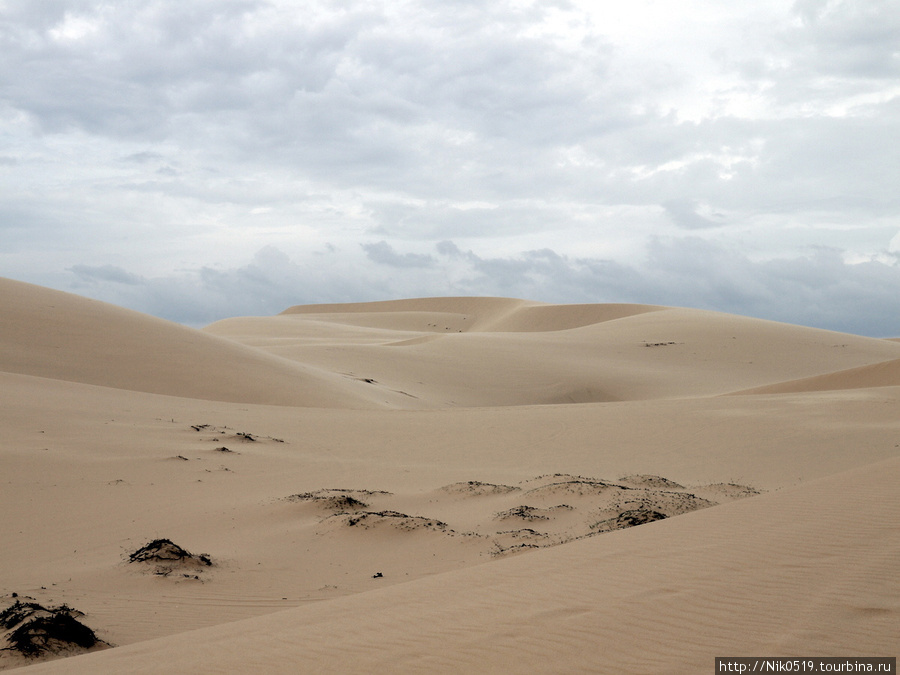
[1,277,898,672]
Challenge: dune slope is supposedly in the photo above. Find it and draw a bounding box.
[0,278,394,408]
[732,356,900,395]
[2,280,898,672]
[207,298,900,406]
[17,457,900,674]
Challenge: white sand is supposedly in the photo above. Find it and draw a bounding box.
[1,277,898,672]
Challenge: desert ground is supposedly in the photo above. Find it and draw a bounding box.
[1,276,898,673]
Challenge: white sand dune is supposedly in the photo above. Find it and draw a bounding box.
[1,278,898,672]
[732,356,900,395]
[0,278,392,408]
[206,299,900,406]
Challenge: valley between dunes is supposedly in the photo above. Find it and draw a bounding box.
[1,276,898,673]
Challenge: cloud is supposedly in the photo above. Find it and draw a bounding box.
[661,200,724,230]
[69,263,143,285]
[444,238,900,336]
[64,245,383,325]
[1,0,898,338]
[362,241,436,268]
[786,0,900,80]
[56,239,900,337]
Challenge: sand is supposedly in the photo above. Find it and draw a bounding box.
[1,277,897,672]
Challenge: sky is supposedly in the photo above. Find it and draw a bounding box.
[2,0,899,335]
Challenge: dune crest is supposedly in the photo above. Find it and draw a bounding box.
[279,296,665,333]
[208,297,900,407]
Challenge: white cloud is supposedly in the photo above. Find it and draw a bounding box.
[0,0,898,336]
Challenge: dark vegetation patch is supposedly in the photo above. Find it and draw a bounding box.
[619,474,685,489]
[614,509,668,527]
[612,490,716,516]
[489,529,551,551]
[287,488,392,511]
[190,424,285,443]
[338,510,450,532]
[490,542,542,556]
[322,494,368,511]
[128,539,212,577]
[290,492,369,511]
[290,474,761,561]
[528,473,599,483]
[440,480,520,495]
[703,483,763,498]
[0,602,54,631]
[129,538,212,565]
[495,505,553,521]
[494,528,548,539]
[591,508,668,533]
[1,601,104,658]
[524,479,625,497]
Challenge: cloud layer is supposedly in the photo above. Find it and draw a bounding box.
[1,0,898,335]
[64,240,900,337]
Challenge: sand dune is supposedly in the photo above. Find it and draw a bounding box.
[732,356,900,395]
[1,278,898,672]
[279,296,666,332]
[0,278,395,408]
[207,300,900,406]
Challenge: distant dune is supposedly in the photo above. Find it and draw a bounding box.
[1,277,898,673]
[208,296,900,407]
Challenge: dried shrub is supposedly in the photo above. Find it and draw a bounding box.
[128,539,212,567]
[614,508,667,528]
[1,602,101,658]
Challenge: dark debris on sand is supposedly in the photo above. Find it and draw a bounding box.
[343,510,451,532]
[0,600,104,658]
[440,480,521,495]
[288,491,370,511]
[591,508,669,533]
[127,539,213,577]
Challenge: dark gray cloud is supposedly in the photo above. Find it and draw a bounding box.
[361,240,435,268]
[70,263,143,285]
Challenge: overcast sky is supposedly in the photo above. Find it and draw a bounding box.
[2,0,899,335]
